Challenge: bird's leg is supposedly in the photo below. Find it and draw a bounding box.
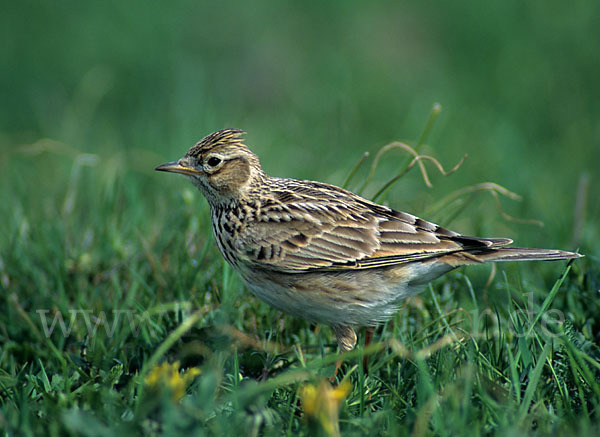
[334,325,357,353]
[331,325,357,382]
[362,326,375,375]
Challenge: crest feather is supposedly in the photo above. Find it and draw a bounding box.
[187,129,246,157]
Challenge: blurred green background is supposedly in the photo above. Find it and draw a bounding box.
[2,0,598,254]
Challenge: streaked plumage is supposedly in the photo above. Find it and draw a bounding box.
[156,129,582,353]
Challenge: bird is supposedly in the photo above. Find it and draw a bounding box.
[156,128,582,359]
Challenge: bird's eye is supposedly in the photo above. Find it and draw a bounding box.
[206,157,222,167]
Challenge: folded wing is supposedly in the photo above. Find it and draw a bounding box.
[237,180,513,273]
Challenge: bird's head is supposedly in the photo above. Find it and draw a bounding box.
[156,129,265,205]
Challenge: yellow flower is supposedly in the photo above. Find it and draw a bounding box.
[144,361,201,401]
[299,380,351,437]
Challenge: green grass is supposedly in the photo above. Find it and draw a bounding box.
[1,125,598,435]
[1,1,600,435]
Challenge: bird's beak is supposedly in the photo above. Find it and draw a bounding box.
[155,160,202,176]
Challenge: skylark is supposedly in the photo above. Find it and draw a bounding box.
[156,129,582,355]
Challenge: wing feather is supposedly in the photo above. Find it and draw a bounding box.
[235,179,505,272]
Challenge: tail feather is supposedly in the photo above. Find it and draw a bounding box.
[474,247,583,263]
